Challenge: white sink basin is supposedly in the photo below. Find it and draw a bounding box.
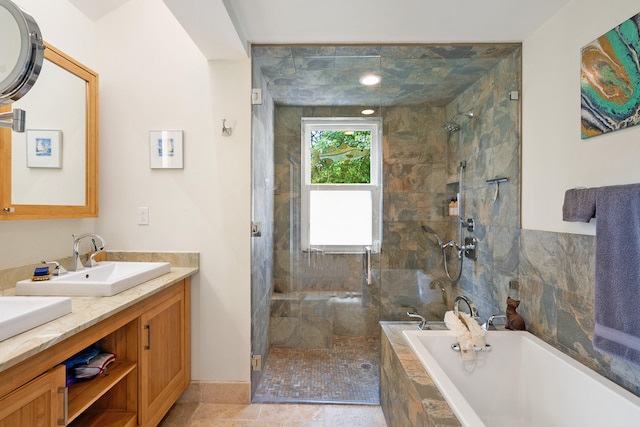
[0,296,72,341]
[15,261,171,297]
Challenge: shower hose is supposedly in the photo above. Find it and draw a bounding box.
[442,244,463,283]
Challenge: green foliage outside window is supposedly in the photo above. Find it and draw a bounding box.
[310,130,371,184]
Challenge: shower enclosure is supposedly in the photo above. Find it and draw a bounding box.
[250,43,522,405]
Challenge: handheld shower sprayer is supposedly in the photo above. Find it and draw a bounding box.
[420,160,475,283]
[421,225,456,250]
[422,224,462,281]
[422,225,444,248]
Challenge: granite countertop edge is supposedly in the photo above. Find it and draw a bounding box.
[0,265,198,374]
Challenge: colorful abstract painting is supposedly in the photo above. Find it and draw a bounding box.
[581,13,640,139]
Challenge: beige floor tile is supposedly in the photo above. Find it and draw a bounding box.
[188,420,282,427]
[323,405,387,427]
[192,403,262,420]
[257,403,324,421]
[159,402,199,426]
[159,402,387,427]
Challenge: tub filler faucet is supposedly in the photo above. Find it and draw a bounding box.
[407,312,428,330]
[71,233,106,271]
[453,295,479,319]
[482,314,507,331]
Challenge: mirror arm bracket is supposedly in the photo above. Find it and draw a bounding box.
[0,109,26,132]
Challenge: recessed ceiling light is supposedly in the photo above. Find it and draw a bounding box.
[361,109,375,115]
[359,74,380,86]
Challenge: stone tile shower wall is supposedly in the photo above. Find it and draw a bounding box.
[444,48,522,319]
[271,106,379,349]
[442,47,640,396]
[250,69,275,394]
[378,105,454,320]
[271,104,454,346]
[269,50,525,350]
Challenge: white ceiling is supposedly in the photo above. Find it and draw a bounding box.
[69,0,571,60]
[68,0,129,21]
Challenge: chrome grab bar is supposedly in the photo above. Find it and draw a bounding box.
[365,246,372,285]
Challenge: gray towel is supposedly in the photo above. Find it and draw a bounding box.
[562,188,598,222]
[593,183,640,368]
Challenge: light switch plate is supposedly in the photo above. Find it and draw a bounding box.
[138,207,149,225]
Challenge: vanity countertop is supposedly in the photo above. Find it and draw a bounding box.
[0,256,198,374]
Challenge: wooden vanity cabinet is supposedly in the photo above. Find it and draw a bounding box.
[0,278,190,427]
[0,365,65,427]
[139,280,190,427]
[68,320,139,426]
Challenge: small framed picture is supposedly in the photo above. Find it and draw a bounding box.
[149,130,183,169]
[26,130,62,168]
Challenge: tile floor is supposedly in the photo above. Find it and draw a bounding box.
[158,402,388,426]
[160,335,386,425]
[253,335,380,404]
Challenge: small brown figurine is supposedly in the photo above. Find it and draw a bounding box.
[505,297,526,330]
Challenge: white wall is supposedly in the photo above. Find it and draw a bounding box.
[95,0,251,382]
[0,0,98,269]
[13,0,96,68]
[522,0,640,235]
[3,0,251,384]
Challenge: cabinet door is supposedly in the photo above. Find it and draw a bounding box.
[0,365,66,427]
[139,282,189,426]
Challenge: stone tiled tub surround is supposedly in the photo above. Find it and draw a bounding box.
[381,230,640,425]
[381,322,460,427]
[0,251,199,373]
[519,230,640,396]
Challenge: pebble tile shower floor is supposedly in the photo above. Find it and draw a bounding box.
[253,335,380,404]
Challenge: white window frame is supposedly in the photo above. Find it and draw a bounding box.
[301,117,382,253]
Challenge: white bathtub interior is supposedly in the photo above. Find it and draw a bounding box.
[403,330,640,427]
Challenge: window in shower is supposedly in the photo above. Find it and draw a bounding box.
[301,117,382,252]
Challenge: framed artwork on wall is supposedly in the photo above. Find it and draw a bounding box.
[149,130,183,169]
[26,129,62,168]
[581,13,640,139]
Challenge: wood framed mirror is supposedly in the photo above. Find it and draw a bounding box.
[0,42,98,220]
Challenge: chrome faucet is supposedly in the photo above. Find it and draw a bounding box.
[482,314,507,331]
[407,312,428,330]
[453,295,479,318]
[71,233,106,271]
[41,260,67,276]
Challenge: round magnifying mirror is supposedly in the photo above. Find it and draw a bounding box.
[0,0,44,106]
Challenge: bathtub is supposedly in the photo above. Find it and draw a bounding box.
[403,330,640,427]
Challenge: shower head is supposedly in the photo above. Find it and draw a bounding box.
[443,109,474,133]
[443,121,461,132]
